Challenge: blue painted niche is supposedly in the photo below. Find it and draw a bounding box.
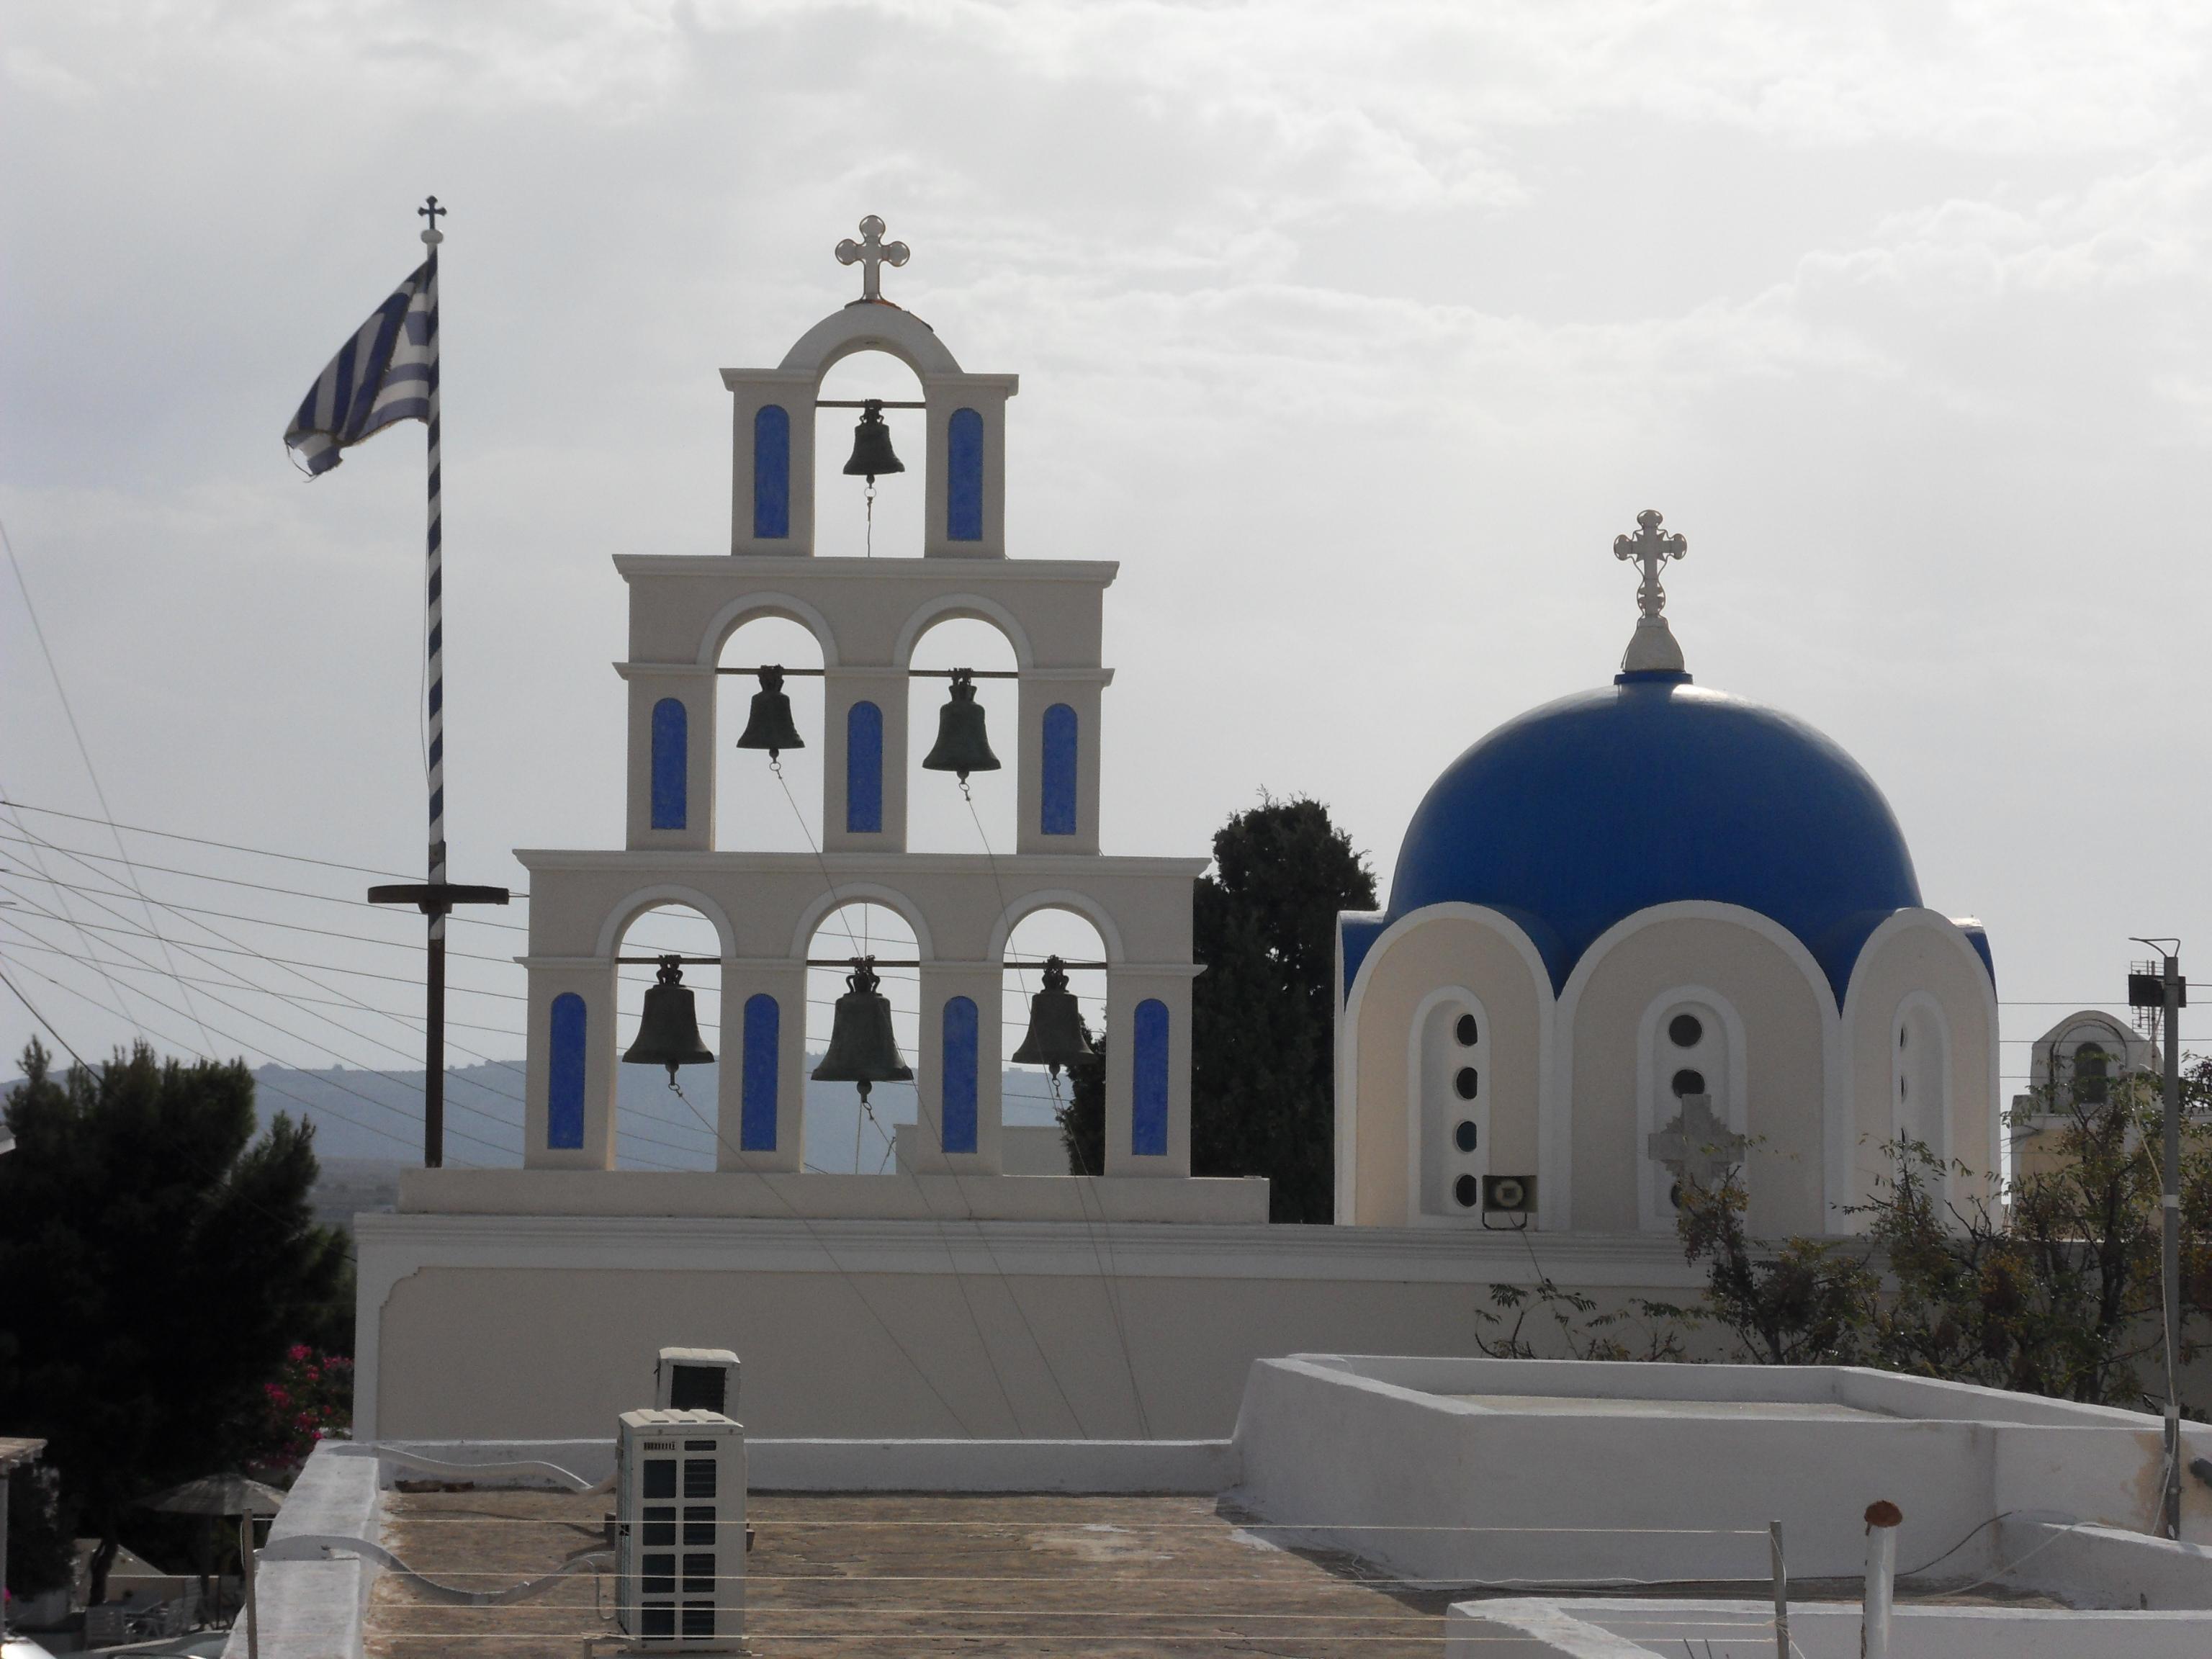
[650,698,687,830]
[941,996,979,1154]
[753,405,791,539]
[946,408,984,541]
[1132,998,1169,1156]
[1041,703,1078,835]
[547,993,587,1150]
[741,993,779,1151]
[846,701,884,834]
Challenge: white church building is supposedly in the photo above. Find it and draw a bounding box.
[1334,513,2002,1240]
[359,224,2000,1448]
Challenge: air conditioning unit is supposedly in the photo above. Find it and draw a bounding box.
[614,1409,745,1649]
[655,1348,739,1414]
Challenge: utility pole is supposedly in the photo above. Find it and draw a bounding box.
[2128,939,2186,1539]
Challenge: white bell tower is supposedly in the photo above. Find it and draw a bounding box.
[515,219,1209,1192]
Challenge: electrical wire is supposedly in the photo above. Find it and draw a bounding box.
[0,795,469,884]
[0,827,529,930]
[1,519,217,1053]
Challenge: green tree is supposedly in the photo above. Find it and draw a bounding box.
[1055,1034,1105,1178]
[1672,1059,2212,1408]
[1190,796,1376,1223]
[0,1041,349,1602]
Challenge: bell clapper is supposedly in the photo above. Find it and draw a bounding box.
[865,476,876,558]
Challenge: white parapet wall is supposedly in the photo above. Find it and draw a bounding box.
[223,1442,385,1659]
[1483,1598,2212,1658]
[374,1437,1237,1493]
[1230,1354,2212,1591]
[354,1215,1711,1441]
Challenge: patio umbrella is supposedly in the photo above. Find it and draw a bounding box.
[142,1475,286,1518]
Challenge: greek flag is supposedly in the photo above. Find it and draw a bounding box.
[283,258,436,477]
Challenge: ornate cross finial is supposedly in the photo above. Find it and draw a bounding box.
[1611,508,1689,674]
[1646,1093,1745,1197]
[835,215,909,302]
[418,195,446,249]
[1613,508,1687,621]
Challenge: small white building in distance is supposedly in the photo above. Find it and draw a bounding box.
[2011,1007,2155,1179]
[1334,512,2002,1238]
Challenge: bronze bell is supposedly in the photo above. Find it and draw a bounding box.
[1010,956,1095,1078]
[920,670,1001,781]
[842,399,904,483]
[734,665,804,760]
[621,957,715,1085]
[810,956,912,1103]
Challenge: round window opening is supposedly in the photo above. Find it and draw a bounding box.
[1453,1173,1479,1208]
[1668,1013,1704,1048]
[1455,1067,1479,1100]
[1454,1119,1479,1154]
[1455,1013,1479,1046]
[1671,1068,1707,1097]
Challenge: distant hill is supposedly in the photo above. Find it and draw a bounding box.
[238,1059,1068,1174]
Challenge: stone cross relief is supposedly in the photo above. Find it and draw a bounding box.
[1647,1092,1745,1193]
[1613,508,1689,621]
[836,215,911,302]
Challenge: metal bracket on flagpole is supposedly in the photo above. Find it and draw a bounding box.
[369,884,510,917]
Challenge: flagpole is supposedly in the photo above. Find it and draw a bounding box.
[421,197,448,1167]
[367,197,508,1169]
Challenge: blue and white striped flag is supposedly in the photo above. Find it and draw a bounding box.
[283,258,436,476]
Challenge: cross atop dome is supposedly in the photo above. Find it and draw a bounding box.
[1613,508,1689,675]
[835,215,909,304]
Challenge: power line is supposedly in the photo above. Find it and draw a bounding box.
[0,827,531,930]
[0,965,86,1067]
[0,796,470,884]
[1,519,217,1051]
[0,913,524,1158]
[0,881,527,1108]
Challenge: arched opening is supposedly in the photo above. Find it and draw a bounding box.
[1892,998,1950,1169]
[906,617,1019,853]
[716,615,827,852]
[1413,992,1490,1221]
[2069,1039,2111,1109]
[613,904,722,1171]
[814,354,926,560]
[804,901,920,1173]
[1640,995,1744,1231]
[1002,907,1110,1174]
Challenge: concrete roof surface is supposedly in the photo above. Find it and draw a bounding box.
[364,1488,1460,1659]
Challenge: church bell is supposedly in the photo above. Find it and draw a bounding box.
[1010,956,1094,1078]
[841,399,904,483]
[809,956,913,1102]
[621,957,716,1084]
[734,665,805,760]
[920,670,1001,781]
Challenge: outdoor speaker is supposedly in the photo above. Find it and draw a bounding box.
[1483,1174,1535,1215]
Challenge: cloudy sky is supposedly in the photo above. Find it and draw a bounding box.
[4,1,2211,1148]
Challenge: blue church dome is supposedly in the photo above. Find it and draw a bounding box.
[1387,673,1921,1005]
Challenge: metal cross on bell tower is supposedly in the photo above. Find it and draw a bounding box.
[1612,508,1690,675]
[835,215,910,303]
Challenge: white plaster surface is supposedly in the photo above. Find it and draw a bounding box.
[396,1167,1266,1222]
[1230,1355,2212,1588]
[353,1216,1707,1441]
[1339,896,2002,1238]
[222,1442,383,1659]
[1547,1597,2212,1658]
[380,1436,1235,1493]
